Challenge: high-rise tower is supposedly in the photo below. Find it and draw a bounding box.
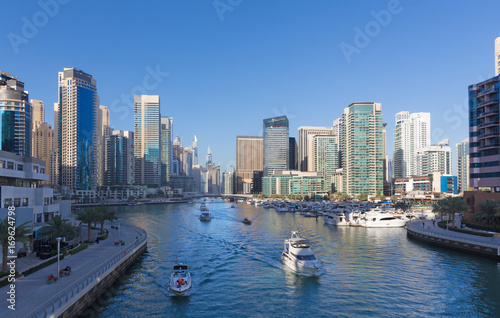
[263,116,289,176]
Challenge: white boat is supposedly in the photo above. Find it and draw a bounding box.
[361,211,408,228]
[200,203,208,211]
[168,263,192,294]
[322,213,349,226]
[200,211,211,221]
[281,231,321,275]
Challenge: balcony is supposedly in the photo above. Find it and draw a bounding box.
[477,98,499,108]
[477,110,499,119]
[478,121,500,128]
[477,87,499,97]
[478,132,499,140]
[479,143,500,150]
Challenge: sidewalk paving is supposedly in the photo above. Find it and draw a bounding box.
[0,225,142,317]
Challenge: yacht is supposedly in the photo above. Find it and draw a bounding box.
[200,203,208,211]
[200,211,212,221]
[322,213,349,226]
[361,211,408,228]
[168,263,192,295]
[281,231,321,275]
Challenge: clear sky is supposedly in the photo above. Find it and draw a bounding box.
[2,0,499,173]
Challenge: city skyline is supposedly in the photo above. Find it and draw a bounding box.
[2,1,499,172]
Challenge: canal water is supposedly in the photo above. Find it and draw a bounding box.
[91,200,500,318]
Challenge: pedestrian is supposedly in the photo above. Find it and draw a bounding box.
[432,220,436,227]
[135,237,139,245]
[96,237,100,244]
[422,222,425,228]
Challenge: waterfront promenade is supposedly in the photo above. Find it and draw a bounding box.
[0,225,146,318]
[407,219,500,258]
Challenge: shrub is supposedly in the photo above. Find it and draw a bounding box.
[438,220,493,237]
[97,231,109,241]
[22,254,64,277]
[69,244,88,255]
[462,220,500,233]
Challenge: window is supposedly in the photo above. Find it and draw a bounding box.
[0,160,4,168]
[7,162,14,169]
[22,198,28,206]
[17,164,23,171]
[33,166,39,173]
[36,214,42,223]
[3,199,12,208]
[40,168,45,174]
[14,198,20,207]
[44,197,50,205]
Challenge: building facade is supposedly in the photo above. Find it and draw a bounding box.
[415,139,451,176]
[263,116,289,176]
[393,111,431,179]
[105,130,134,186]
[469,75,500,190]
[223,170,235,194]
[161,116,173,186]
[289,137,297,171]
[342,103,384,196]
[57,68,98,190]
[310,135,337,191]
[134,95,160,186]
[297,126,333,172]
[236,136,263,194]
[456,138,469,193]
[0,71,31,158]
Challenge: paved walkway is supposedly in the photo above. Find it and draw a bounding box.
[407,218,500,247]
[0,225,143,317]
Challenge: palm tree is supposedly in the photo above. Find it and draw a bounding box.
[39,215,76,240]
[95,204,117,234]
[475,199,500,227]
[76,208,98,242]
[357,193,368,202]
[433,197,468,228]
[0,217,31,272]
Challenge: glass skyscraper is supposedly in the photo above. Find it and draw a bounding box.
[0,71,31,157]
[263,116,289,176]
[57,68,97,190]
[342,103,384,196]
[161,115,173,186]
[456,138,469,193]
[134,95,160,186]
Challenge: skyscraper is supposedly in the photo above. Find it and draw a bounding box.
[223,170,235,194]
[0,71,31,157]
[57,68,98,190]
[97,105,111,186]
[415,139,451,176]
[311,135,337,191]
[105,132,132,185]
[469,75,500,190]
[495,37,500,76]
[342,102,384,196]
[289,137,297,170]
[333,118,343,168]
[456,138,469,193]
[206,145,212,165]
[236,136,263,194]
[161,116,173,186]
[33,123,54,184]
[393,111,431,178]
[297,126,333,171]
[263,116,289,176]
[192,135,198,166]
[134,95,160,186]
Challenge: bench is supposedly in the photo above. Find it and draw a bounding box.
[47,274,58,284]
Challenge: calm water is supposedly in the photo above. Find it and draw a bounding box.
[90,201,500,318]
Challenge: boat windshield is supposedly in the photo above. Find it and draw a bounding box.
[296,254,316,260]
[290,240,310,248]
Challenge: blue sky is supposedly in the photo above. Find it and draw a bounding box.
[2,0,499,173]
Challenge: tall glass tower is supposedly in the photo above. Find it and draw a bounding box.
[161,115,173,186]
[342,103,384,196]
[0,71,31,157]
[263,115,289,176]
[134,95,160,186]
[57,68,98,190]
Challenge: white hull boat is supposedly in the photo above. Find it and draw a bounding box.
[322,213,349,226]
[361,211,408,228]
[168,263,192,295]
[200,211,212,221]
[281,231,321,275]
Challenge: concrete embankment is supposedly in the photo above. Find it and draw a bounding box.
[406,221,500,260]
[21,225,147,318]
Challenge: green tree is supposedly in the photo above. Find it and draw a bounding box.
[95,204,118,234]
[39,215,75,240]
[76,208,98,241]
[432,197,468,227]
[390,195,398,204]
[0,217,31,272]
[475,199,500,226]
[357,193,368,202]
[303,195,310,201]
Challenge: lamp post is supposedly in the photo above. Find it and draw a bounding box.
[118,219,121,241]
[56,237,62,279]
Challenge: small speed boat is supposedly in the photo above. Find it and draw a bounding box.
[200,211,212,221]
[242,218,252,225]
[168,263,192,294]
[281,231,321,275]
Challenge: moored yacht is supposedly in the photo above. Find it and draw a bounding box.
[281,231,321,275]
[322,213,349,226]
[168,263,192,295]
[361,211,408,228]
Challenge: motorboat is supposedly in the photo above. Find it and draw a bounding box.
[281,231,321,275]
[361,211,408,228]
[242,218,252,225]
[168,263,192,294]
[322,213,349,226]
[200,203,208,211]
[200,211,212,221]
[230,205,235,208]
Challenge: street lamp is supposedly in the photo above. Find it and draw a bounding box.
[118,219,121,242]
[56,237,62,279]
